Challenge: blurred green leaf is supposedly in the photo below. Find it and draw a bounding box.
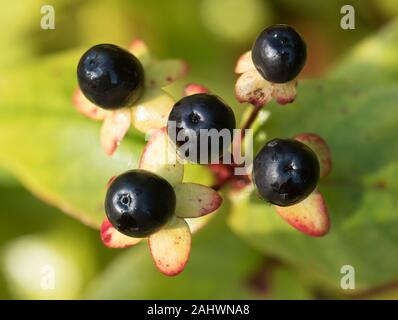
[0,180,111,299]
[0,46,229,230]
[0,50,145,228]
[267,267,313,300]
[84,212,263,299]
[331,19,398,85]
[373,0,398,19]
[200,0,272,44]
[0,0,41,68]
[1,232,96,299]
[75,0,137,46]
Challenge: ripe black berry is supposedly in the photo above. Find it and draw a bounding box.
[105,169,176,237]
[167,94,236,163]
[77,44,144,110]
[252,25,306,83]
[253,139,319,206]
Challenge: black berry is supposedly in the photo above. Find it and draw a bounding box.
[252,25,307,83]
[253,139,319,206]
[105,169,176,237]
[77,44,144,110]
[167,94,236,163]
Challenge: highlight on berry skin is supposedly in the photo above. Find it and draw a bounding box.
[101,128,223,276]
[77,44,145,110]
[252,25,307,84]
[235,24,307,107]
[105,169,176,238]
[72,39,189,156]
[253,138,319,207]
[252,135,331,237]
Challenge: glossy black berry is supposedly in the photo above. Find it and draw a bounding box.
[105,169,176,237]
[167,93,236,163]
[77,44,144,110]
[253,139,320,206]
[252,24,306,83]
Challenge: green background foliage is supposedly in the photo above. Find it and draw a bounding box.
[0,0,398,299]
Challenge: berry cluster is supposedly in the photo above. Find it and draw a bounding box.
[235,24,306,106]
[102,128,222,276]
[74,40,188,155]
[73,24,332,276]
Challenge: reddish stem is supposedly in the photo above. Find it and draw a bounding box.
[240,104,263,140]
[211,104,263,190]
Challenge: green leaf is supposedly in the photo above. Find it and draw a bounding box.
[0,50,145,228]
[267,267,313,300]
[229,78,398,290]
[0,181,104,299]
[84,212,263,299]
[330,18,398,85]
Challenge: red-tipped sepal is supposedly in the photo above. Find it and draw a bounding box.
[235,70,273,107]
[100,108,131,155]
[294,133,332,178]
[128,38,151,67]
[146,60,189,88]
[274,190,330,237]
[139,127,183,186]
[101,218,143,248]
[72,88,106,120]
[174,183,222,218]
[235,51,255,74]
[183,83,210,96]
[272,80,297,105]
[148,217,191,276]
[131,88,175,133]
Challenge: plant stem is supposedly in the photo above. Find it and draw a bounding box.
[232,104,263,159]
[240,104,263,140]
[211,104,264,191]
